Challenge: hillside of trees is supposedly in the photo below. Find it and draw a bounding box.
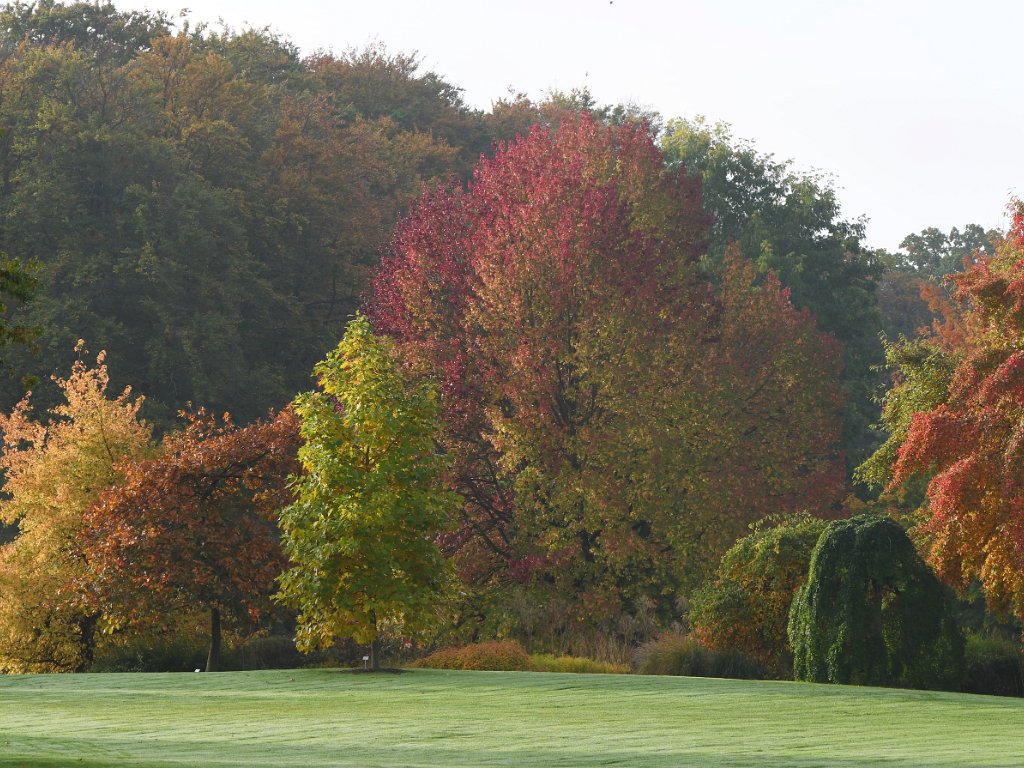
[0,2,1018,690]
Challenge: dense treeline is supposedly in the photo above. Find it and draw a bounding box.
[0,1,522,425]
[0,1,1018,688]
[0,0,949,446]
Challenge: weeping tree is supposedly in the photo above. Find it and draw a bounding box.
[788,514,963,690]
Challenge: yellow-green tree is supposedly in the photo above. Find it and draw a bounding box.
[276,315,457,669]
[0,344,152,672]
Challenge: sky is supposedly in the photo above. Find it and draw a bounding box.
[127,0,1023,251]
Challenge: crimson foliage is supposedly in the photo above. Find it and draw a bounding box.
[368,116,845,633]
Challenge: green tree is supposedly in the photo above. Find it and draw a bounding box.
[690,513,829,677]
[661,118,885,475]
[788,514,963,690]
[276,315,457,669]
[0,253,38,379]
[897,224,997,279]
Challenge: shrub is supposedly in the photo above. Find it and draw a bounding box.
[789,514,964,690]
[413,640,529,671]
[633,633,763,679]
[963,635,1024,697]
[690,513,828,678]
[527,654,629,674]
[91,635,225,672]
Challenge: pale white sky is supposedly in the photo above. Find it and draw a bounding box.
[130,0,1023,250]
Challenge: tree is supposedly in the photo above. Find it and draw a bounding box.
[369,115,845,640]
[307,44,489,177]
[0,252,38,381]
[897,224,997,280]
[690,513,829,677]
[661,118,885,475]
[0,344,152,672]
[879,205,1024,622]
[0,11,467,426]
[788,514,963,690]
[83,408,299,672]
[276,315,457,669]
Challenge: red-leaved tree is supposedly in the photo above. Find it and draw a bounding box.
[892,204,1024,620]
[369,115,844,639]
[83,408,300,671]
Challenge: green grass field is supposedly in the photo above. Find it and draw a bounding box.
[0,668,1021,767]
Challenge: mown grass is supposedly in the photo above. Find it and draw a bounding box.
[0,668,1021,767]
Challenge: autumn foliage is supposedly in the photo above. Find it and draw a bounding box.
[83,408,299,671]
[890,204,1024,621]
[0,348,152,672]
[369,115,846,635]
[690,514,829,677]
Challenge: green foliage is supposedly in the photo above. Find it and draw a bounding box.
[690,513,828,677]
[0,252,38,382]
[856,338,958,489]
[633,633,764,680]
[962,634,1024,697]
[897,224,997,279]
[91,630,304,672]
[276,315,458,656]
[789,514,964,690]
[661,118,885,474]
[412,640,530,671]
[0,8,468,425]
[91,634,220,673]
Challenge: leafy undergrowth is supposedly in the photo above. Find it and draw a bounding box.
[526,653,629,674]
[0,669,1021,767]
[411,640,529,671]
[411,640,629,674]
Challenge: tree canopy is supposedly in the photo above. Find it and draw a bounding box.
[0,5,473,425]
[661,118,885,474]
[83,408,298,671]
[789,514,963,690]
[369,115,845,641]
[0,345,152,672]
[873,205,1024,622]
[277,315,457,668]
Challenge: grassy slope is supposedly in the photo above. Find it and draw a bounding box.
[0,669,1020,767]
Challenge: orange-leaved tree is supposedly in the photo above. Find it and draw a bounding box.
[0,346,152,671]
[83,408,299,671]
[885,204,1024,621]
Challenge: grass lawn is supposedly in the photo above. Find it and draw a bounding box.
[0,668,1020,767]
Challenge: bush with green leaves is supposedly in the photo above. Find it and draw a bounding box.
[789,514,964,690]
[963,634,1023,697]
[690,513,828,677]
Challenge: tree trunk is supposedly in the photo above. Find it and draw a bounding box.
[73,612,100,673]
[370,637,381,671]
[867,580,887,684]
[206,606,221,673]
[369,610,380,671]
